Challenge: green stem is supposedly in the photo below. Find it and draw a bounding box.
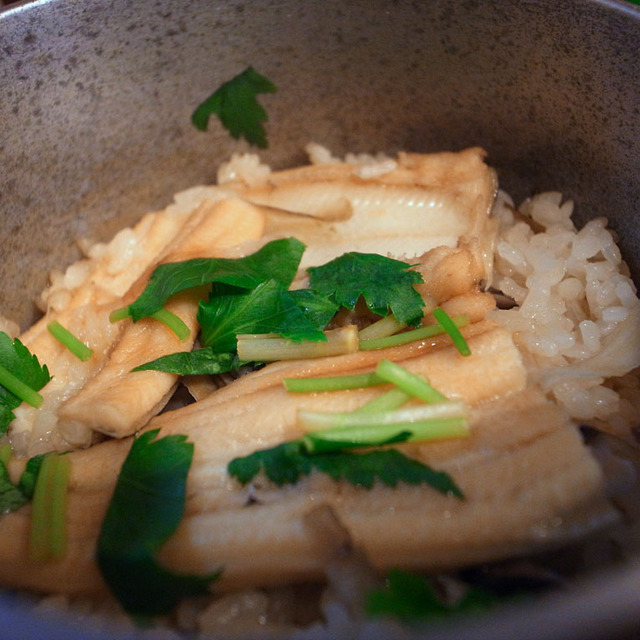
[0,364,44,408]
[358,314,406,340]
[0,443,11,467]
[47,320,94,361]
[298,401,468,432]
[359,315,470,351]
[303,417,469,454]
[432,308,471,356]
[109,305,131,323]
[29,453,70,562]
[283,372,384,393]
[238,326,359,362]
[354,388,411,413]
[48,455,70,560]
[375,360,447,403]
[150,309,191,341]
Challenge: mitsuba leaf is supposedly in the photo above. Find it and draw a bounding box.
[228,443,462,496]
[366,569,499,622]
[0,453,45,514]
[198,280,328,352]
[307,252,425,326]
[0,332,51,435]
[132,349,240,376]
[127,238,305,322]
[191,66,277,148]
[0,462,30,513]
[289,288,340,330]
[97,430,219,616]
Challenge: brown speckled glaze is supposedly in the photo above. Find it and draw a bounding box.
[0,0,639,638]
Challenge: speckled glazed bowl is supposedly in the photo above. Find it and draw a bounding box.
[1,0,639,638]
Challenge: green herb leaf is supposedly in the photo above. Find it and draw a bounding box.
[191,66,277,148]
[288,289,340,331]
[0,332,51,435]
[228,443,462,496]
[198,279,327,352]
[133,349,240,376]
[0,452,46,515]
[307,252,425,326]
[97,430,219,616]
[126,238,305,322]
[18,454,46,499]
[0,459,31,513]
[366,569,499,622]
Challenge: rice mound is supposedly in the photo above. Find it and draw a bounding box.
[490,190,640,440]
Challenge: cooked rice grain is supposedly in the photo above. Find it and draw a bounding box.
[491,190,640,441]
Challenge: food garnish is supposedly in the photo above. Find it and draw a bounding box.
[123,241,435,373]
[0,331,51,434]
[0,447,45,514]
[97,429,219,616]
[366,569,498,622]
[0,448,69,561]
[229,361,467,495]
[29,452,70,561]
[191,66,277,148]
[116,237,304,324]
[47,320,94,361]
[132,350,239,375]
[307,252,425,326]
[432,307,471,356]
[229,443,463,496]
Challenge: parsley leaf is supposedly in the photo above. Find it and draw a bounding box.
[132,349,239,375]
[289,288,340,330]
[97,429,219,616]
[307,252,425,327]
[191,66,277,148]
[0,452,45,514]
[228,442,462,496]
[366,569,499,622]
[0,332,51,435]
[126,237,305,322]
[198,280,329,352]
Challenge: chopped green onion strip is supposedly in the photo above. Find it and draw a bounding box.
[302,417,469,453]
[375,360,447,403]
[47,320,94,362]
[0,443,11,467]
[432,308,471,356]
[354,388,411,414]
[48,454,70,560]
[150,309,191,341]
[238,326,359,362]
[29,453,70,562]
[283,372,384,393]
[109,306,131,323]
[298,401,468,432]
[0,364,44,409]
[359,315,470,351]
[358,315,406,341]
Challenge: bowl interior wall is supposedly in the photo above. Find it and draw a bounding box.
[1,0,639,328]
[0,1,639,639]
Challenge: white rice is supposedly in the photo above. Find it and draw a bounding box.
[490,190,640,440]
